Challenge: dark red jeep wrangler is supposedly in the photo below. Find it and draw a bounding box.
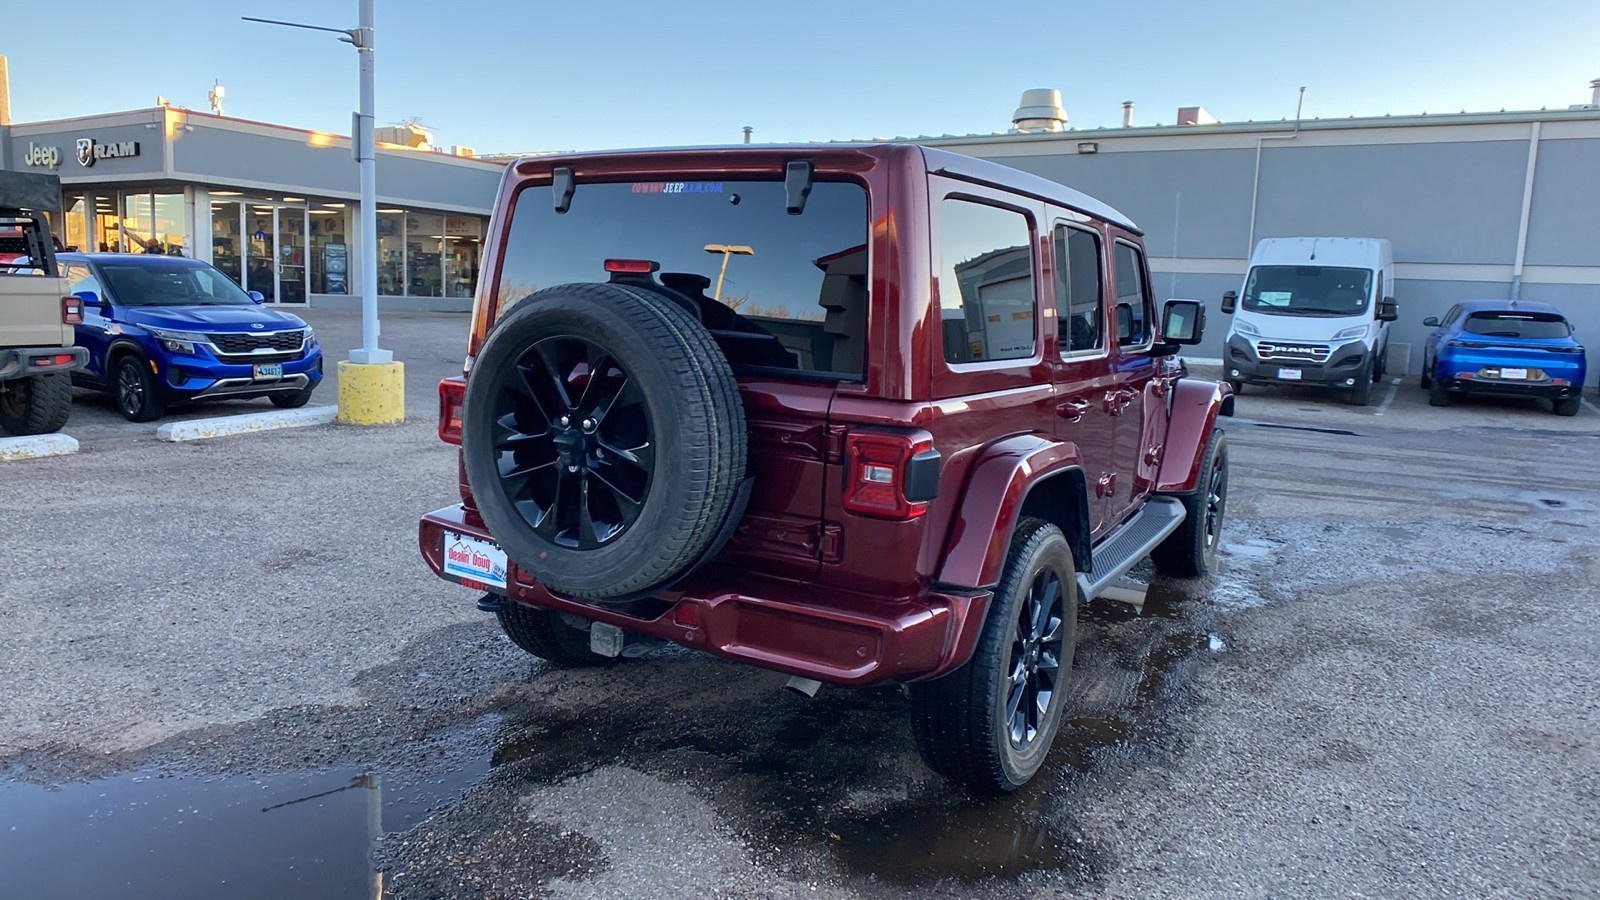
[420,144,1232,791]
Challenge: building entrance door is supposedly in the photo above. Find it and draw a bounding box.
[234,200,309,305]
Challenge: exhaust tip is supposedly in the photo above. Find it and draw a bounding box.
[784,676,822,698]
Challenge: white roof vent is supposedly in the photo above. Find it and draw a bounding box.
[1177,106,1219,126]
[1012,88,1068,133]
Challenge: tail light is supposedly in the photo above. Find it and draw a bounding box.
[604,259,659,274]
[842,430,940,520]
[62,296,82,325]
[438,377,466,444]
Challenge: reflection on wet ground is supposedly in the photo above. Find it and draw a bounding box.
[0,761,486,900]
[4,575,1222,895]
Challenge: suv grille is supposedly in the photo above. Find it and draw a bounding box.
[209,330,305,355]
[1256,341,1331,363]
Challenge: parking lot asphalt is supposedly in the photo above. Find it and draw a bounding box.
[2,311,1597,900]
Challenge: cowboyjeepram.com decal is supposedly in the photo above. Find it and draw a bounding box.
[631,182,723,194]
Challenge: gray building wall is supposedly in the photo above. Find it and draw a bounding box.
[923,111,1600,382]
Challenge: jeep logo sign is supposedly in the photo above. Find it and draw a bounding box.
[22,142,62,169]
[75,137,141,168]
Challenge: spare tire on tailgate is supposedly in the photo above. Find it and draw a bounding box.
[461,282,747,600]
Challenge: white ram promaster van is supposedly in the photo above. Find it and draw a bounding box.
[1221,237,1397,405]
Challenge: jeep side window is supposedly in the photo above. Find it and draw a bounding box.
[1112,241,1150,347]
[1053,223,1103,355]
[939,199,1036,363]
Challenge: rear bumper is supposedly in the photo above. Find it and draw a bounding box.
[0,346,88,380]
[1436,376,1583,400]
[418,504,989,687]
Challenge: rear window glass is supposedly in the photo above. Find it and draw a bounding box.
[496,180,869,379]
[1463,312,1571,339]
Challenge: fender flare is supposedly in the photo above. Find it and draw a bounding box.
[935,433,1086,591]
[1156,378,1233,494]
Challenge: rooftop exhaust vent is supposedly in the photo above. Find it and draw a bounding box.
[1177,106,1219,126]
[1012,89,1068,133]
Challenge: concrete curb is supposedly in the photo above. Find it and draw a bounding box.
[0,433,80,461]
[156,405,339,442]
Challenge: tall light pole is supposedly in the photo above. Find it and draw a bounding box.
[244,6,388,364]
[702,243,753,303]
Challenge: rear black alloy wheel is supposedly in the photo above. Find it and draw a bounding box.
[910,517,1078,792]
[1152,429,1229,577]
[491,335,654,550]
[114,356,165,422]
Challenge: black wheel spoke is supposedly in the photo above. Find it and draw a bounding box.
[490,334,654,550]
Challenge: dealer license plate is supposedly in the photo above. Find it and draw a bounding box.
[1500,367,1528,380]
[1276,367,1302,381]
[442,530,508,589]
[253,363,284,381]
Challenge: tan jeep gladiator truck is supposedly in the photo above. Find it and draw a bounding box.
[1,199,87,436]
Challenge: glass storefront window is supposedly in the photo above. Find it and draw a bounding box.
[212,200,242,284]
[406,213,443,297]
[309,204,349,294]
[62,194,86,252]
[246,204,276,302]
[442,215,482,299]
[153,193,184,255]
[93,194,120,252]
[122,193,155,253]
[376,210,405,295]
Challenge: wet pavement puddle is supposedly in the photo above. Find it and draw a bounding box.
[0,762,486,899]
[4,581,1221,894]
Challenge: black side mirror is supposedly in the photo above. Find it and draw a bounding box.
[1160,299,1206,345]
[1116,303,1134,345]
[1220,290,1237,314]
[1423,316,1440,327]
[1377,297,1398,322]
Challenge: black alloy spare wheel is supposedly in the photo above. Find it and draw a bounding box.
[461,283,747,600]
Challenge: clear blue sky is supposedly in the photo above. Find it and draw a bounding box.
[6,1,1598,153]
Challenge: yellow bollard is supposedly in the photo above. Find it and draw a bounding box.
[335,360,405,425]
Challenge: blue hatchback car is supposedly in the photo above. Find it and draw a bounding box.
[58,253,323,421]
[1422,300,1586,416]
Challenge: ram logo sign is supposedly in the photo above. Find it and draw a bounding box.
[76,137,141,168]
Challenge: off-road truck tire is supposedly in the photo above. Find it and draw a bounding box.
[910,517,1078,792]
[462,282,746,600]
[1151,429,1229,577]
[0,372,73,435]
[496,602,616,667]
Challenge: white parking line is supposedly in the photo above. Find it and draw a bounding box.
[1373,378,1402,416]
[0,433,79,461]
[1583,398,1600,418]
[156,405,338,442]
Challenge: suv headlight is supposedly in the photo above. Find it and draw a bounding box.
[303,325,315,345]
[148,328,207,355]
[1232,319,1260,337]
[1332,324,1370,342]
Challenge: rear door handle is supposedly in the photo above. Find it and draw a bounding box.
[1057,398,1092,422]
[1104,389,1135,415]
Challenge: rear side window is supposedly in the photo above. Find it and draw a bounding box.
[1463,312,1572,339]
[1113,242,1151,346]
[939,200,1036,363]
[496,180,868,379]
[1053,224,1103,354]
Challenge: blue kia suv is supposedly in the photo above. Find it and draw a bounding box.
[58,253,323,421]
[1422,300,1586,416]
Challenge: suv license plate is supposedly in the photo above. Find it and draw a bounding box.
[253,363,284,381]
[442,530,508,589]
[1500,367,1528,380]
[1277,367,1302,380]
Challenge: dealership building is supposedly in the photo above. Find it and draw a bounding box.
[1,105,505,312]
[5,83,1599,373]
[908,87,1600,370]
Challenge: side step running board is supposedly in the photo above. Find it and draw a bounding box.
[1075,496,1186,602]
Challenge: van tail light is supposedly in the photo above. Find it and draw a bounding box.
[62,296,83,325]
[438,377,466,444]
[842,430,940,520]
